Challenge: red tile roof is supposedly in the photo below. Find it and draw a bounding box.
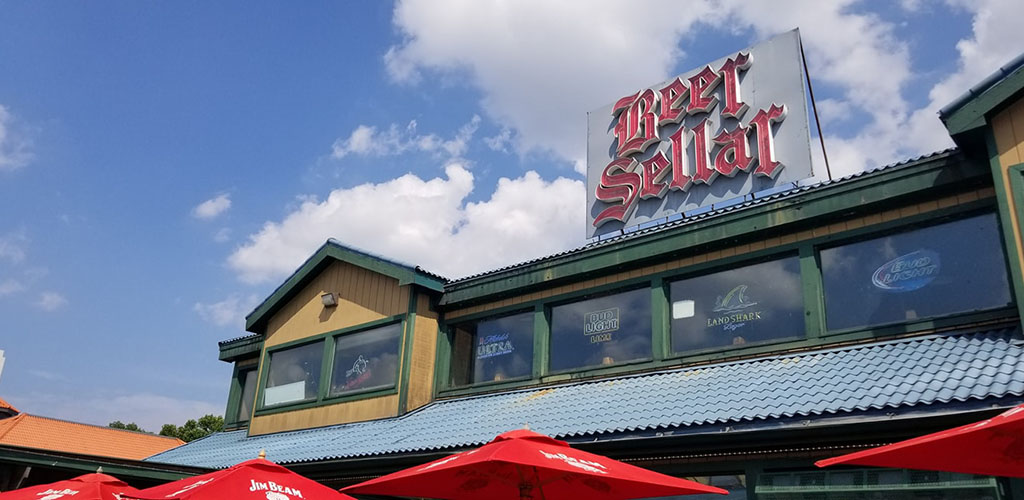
[0,396,18,414]
[0,413,184,460]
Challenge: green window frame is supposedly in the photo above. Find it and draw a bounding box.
[667,253,805,354]
[448,309,535,388]
[437,203,1016,398]
[254,315,406,416]
[818,211,1013,333]
[328,321,404,398]
[224,360,259,428]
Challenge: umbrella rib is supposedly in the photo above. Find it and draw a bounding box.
[532,466,548,500]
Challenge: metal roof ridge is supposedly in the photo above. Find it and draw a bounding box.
[429,322,1012,405]
[444,148,960,286]
[939,52,1024,118]
[324,238,449,282]
[218,333,262,346]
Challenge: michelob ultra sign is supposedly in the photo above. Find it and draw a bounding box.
[586,30,814,237]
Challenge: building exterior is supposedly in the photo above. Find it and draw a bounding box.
[147,52,1024,499]
[0,396,198,490]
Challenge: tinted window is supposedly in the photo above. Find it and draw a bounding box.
[821,213,1012,330]
[263,341,323,406]
[670,256,803,352]
[237,369,257,422]
[330,322,403,396]
[450,311,534,386]
[550,288,651,372]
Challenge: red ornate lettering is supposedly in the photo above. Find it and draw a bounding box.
[593,158,642,227]
[640,152,671,199]
[713,125,752,177]
[612,92,638,116]
[718,52,752,119]
[749,104,788,178]
[667,126,692,192]
[613,90,660,157]
[611,92,639,158]
[658,78,689,125]
[687,66,721,115]
[691,118,716,184]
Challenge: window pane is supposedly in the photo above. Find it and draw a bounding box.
[236,369,257,422]
[264,341,323,406]
[450,311,534,386]
[330,322,403,396]
[670,256,803,352]
[682,475,746,500]
[550,288,651,372]
[821,213,1012,331]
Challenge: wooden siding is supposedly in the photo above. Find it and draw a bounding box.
[405,292,439,411]
[447,187,996,320]
[993,99,1024,291]
[249,260,411,436]
[264,261,407,348]
[248,395,399,435]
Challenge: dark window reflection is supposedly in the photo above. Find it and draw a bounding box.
[264,341,323,406]
[550,288,651,372]
[450,311,534,386]
[670,256,803,353]
[821,213,1012,331]
[237,368,257,422]
[682,474,746,500]
[330,322,403,396]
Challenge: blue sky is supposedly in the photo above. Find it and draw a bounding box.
[0,1,1021,430]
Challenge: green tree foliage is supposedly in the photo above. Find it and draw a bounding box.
[159,414,224,442]
[108,421,146,433]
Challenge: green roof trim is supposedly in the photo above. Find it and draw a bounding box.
[940,52,1024,137]
[218,334,263,362]
[0,445,207,482]
[441,149,987,308]
[245,240,446,334]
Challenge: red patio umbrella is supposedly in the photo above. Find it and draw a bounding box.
[0,472,140,500]
[123,457,355,500]
[816,404,1024,477]
[341,429,727,499]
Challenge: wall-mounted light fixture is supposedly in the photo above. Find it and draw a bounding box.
[321,292,338,308]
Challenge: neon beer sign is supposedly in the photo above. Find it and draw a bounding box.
[586,30,814,237]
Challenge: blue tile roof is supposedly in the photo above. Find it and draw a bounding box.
[148,326,1024,468]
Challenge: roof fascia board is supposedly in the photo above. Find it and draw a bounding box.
[441,152,983,307]
[0,445,206,481]
[218,336,263,362]
[943,63,1024,137]
[245,241,445,333]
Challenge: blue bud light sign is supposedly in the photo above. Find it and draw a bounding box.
[872,250,941,292]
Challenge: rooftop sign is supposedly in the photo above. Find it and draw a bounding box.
[586,30,814,238]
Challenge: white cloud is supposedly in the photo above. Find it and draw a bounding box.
[35,291,67,311]
[28,369,68,382]
[386,1,715,168]
[0,231,27,264]
[384,0,1024,177]
[230,1,1024,291]
[0,278,23,296]
[331,115,481,159]
[0,105,32,172]
[229,163,585,283]
[194,294,261,328]
[901,0,1024,153]
[213,227,232,243]
[192,193,232,220]
[484,128,514,153]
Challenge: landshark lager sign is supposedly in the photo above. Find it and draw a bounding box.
[586,30,814,237]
